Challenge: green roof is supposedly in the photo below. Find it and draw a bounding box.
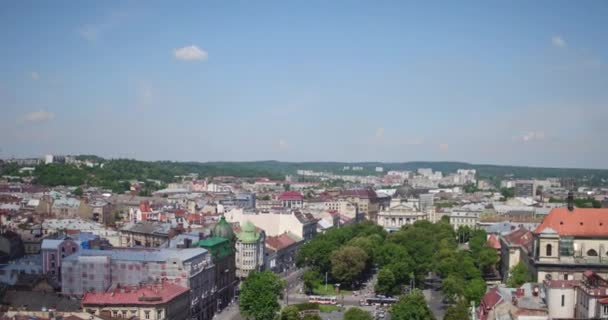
[198,237,233,259]
[237,221,260,244]
[212,215,234,239]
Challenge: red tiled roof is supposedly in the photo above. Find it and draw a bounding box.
[487,234,501,250]
[82,282,188,306]
[478,287,503,320]
[533,208,608,237]
[266,233,296,250]
[502,227,534,253]
[278,191,304,201]
[544,279,580,289]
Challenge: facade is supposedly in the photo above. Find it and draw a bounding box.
[51,197,81,218]
[234,221,265,278]
[544,279,579,320]
[81,282,190,320]
[61,247,215,320]
[377,203,427,232]
[89,200,113,225]
[575,270,608,319]
[224,208,317,241]
[515,180,536,198]
[500,227,534,282]
[448,211,480,230]
[41,238,79,278]
[418,193,434,212]
[278,191,304,209]
[119,222,174,247]
[339,189,379,221]
[533,207,608,282]
[265,232,302,273]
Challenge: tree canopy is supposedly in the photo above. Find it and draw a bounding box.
[239,271,284,320]
[344,307,373,320]
[507,262,532,288]
[390,290,435,320]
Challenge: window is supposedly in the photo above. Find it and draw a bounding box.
[546,244,552,256]
[587,249,598,256]
[603,305,608,315]
[145,311,150,319]
[561,294,565,307]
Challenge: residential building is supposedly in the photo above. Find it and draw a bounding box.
[89,200,113,225]
[278,191,304,209]
[448,211,480,230]
[532,206,608,282]
[234,221,265,278]
[500,227,534,282]
[339,189,379,221]
[119,222,176,247]
[543,279,579,320]
[81,282,190,320]
[265,232,302,273]
[51,197,81,218]
[41,238,79,278]
[61,247,215,320]
[0,231,25,263]
[575,270,608,319]
[377,202,427,232]
[418,193,434,212]
[224,208,317,241]
[515,180,536,198]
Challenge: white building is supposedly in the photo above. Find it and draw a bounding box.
[377,202,427,232]
[224,208,317,241]
[448,211,480,230]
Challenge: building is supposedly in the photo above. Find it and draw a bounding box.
[234,221,265,278]
[51,197,81,218]
[119,222,175,247]
[265,232,302,273]
[339,189,379,221]
[377,203,427,232]
[543,279,579,320]
[500,227,534,282]
[224,208,317,241]
[515,180,536,198]
[575,270,608,319]
[448,211,480,230]
[278,191,304,209]
[81,281,190,320]
[0,231,26,263]
[41,238,79,278]
[532,205,608,282]
[197,217,237,313]
[61,247,215,320]
[89,200,113,225]
[418,193,434,212]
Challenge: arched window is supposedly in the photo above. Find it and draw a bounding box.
[546,244,553,256]
[587,249,598,256]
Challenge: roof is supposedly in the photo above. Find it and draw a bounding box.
[487,234,501,250]
[82,282,189,306]
[266,233,296,251]
[120,221,172,236]
[278,191,304,201]
[502,227,533,251]
[63,247,208,263]
[41,239,64,250]
[341,189,377,199]
[533,208,608,237]
[237,221,260,243]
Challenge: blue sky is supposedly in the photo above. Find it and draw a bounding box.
[1,1,607,168]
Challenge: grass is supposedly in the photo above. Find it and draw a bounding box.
[318,305,340,313]
[312,283,353,296]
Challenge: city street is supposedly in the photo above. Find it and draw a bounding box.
[423,273,447,320]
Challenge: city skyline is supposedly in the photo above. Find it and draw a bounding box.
[1,1,607,168]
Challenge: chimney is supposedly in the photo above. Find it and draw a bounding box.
[567,191,574,211]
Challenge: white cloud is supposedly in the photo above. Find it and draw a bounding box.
[375,127,385,139]
[551,35,566,48]
[278,139,289,149]
[174,45,208,61]
[439,143,449,152]
[30,72,40,81]
[521,131,545,142]
[19,111,55,124]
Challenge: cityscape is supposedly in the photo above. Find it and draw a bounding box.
[1,1,608,320]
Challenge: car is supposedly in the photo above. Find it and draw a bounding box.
[377,312,385,318]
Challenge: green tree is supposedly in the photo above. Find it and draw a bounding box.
[507,262,532,287]
[463,277,487,304]
[331,246,368,287]
[441,275,465,303]
[375,267,397,296]
[344,307,373,320]
[500,187,515,199]
[73,187,83,196]
[390,290,435,320]
[240,271,284,320]
[280,306,301,320]
[443,300,470,320]
[302,270,321,294]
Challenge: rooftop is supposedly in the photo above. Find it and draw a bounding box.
[82,282,189,306]
[533,207,608,237]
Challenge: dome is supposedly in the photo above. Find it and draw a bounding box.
[241,220,255,233]
[237,220,259,244]
[394,182,415,199]
[212,216,234,239]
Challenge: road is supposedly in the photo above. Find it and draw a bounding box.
[423,273,447,320]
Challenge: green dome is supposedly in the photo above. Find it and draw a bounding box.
[212,216,234,239]
[238,220,260,243]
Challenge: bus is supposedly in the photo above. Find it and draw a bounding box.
[308,295,337,305]
[361,297,398,306]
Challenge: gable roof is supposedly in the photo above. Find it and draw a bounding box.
[278,191,304,201]
[503,227,533,250]
[82,282,188,306]
[533,208,608,237]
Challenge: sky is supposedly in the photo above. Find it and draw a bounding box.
[1,1,607,168]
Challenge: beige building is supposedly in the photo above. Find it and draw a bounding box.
[500,227,534,282]
[81,282,190,320]
[377,202,427,232]
[234,221,265,278]
[225,208,317,241]
[339,189,379,221]
[533,207,608,282]
[448,211,480,230]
